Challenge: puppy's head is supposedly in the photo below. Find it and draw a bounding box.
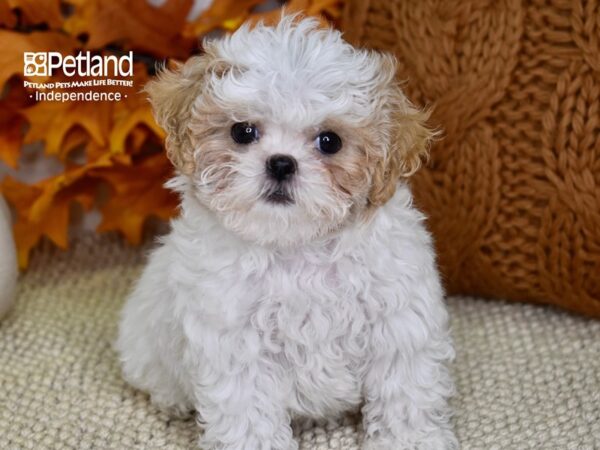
[146,16,432,246]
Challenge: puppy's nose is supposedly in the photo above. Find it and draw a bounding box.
[266,154,297,182]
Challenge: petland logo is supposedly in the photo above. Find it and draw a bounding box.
[24,51,133,77]
[23,51,134,102]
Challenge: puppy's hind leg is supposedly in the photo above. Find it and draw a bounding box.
[117,315,195,418]
[116,262,195,418]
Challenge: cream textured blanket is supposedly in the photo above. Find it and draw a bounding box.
[0,236,599,450]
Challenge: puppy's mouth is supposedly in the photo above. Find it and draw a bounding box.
[264,185,294,205]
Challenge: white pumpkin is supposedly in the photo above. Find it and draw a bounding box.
[0,194,17,318]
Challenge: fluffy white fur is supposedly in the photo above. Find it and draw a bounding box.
[0,194,17,319]
[117,17,457,450]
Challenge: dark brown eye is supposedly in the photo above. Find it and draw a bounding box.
[315,131,342,155]
[231,122,259,144]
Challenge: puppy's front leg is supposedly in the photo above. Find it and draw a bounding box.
[194,337,296,450]
[362,307,458,450]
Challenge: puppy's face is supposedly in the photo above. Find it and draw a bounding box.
[147,18,432,246]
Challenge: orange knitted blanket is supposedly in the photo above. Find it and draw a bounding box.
[343,0,600,317]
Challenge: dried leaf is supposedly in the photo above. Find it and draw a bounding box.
[22,97,111,159]
[0,83,31,168]
[64,0,194,58]
[0,109,23,168]
[248,0,342,26]
[109,65,164,154]
[92,152,177,244]
[7,0,63,28]
[184,0,264,37]
[0,1,17,27]
[2,176,91,268]
[27,154,114,222]
[0,30,78,89]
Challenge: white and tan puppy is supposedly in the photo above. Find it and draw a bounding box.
[117,16,457,450]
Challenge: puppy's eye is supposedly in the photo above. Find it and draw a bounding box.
[231,122,259,144]
[315,131,342,155]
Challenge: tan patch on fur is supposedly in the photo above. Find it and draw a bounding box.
[190,123,236,193]
[144,43,231,174]
[366,54,434,207]
[316,121,373,205]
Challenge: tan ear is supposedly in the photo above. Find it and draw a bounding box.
[367,54,435,207]
[145,50,226,174]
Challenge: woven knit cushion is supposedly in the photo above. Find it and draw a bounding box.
[342,0,600,317]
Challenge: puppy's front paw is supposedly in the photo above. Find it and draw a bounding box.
[199,426,298,450]
[149,392,195,419]
[362,429,458,450]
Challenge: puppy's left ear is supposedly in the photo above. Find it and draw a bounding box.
[368,53,435,207]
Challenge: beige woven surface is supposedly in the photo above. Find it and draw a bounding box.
[0,235,599,450]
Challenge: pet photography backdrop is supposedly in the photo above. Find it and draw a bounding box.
[0,0,599,449]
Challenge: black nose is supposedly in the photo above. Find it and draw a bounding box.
[266,154,297,181]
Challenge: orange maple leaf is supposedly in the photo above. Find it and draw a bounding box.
[0,30,78,89]
[0,108,23,168]
[184,0,265,37]
[2,178,89,268]
[0,153,123,267]
[64,0,195,58]
[21,62,147,161]
[7,0,63,28]
[185,0,343,37]
[109,64,164,154]
[0,82,32,168]
[92,152,178,245]
[251,0,342,25]
[22,96,111,160]
[0,1,17,27]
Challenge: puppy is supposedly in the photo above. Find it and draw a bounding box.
[117,16,457,450]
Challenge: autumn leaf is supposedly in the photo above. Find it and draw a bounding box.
[92,152,178,244]
[0,151,131,267]
[0,82,32,168]
[26,154,115,222]
[21,62,147,160]
[2,175,93,268]
[248,0,343,25]
[0,30,78,89]
[0,108,23,168]
[185,0,343,36]
[7,0,63,29]
[0,1,17,27]
[184,0,265,37]
[109,64,164,154]
[22,98,111,159]
[109,102,164,156]
[64,0,195,58]
[2,178,58,268]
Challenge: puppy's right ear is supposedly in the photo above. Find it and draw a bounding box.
[145,55,212,174]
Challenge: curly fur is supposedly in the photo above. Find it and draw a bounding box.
[117,16,457,450]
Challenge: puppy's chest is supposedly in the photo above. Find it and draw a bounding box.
[255,257,370,350]
[250,258,372,416]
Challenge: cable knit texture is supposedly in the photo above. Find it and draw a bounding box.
[0,235,599,449]
[342,0,600,317]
